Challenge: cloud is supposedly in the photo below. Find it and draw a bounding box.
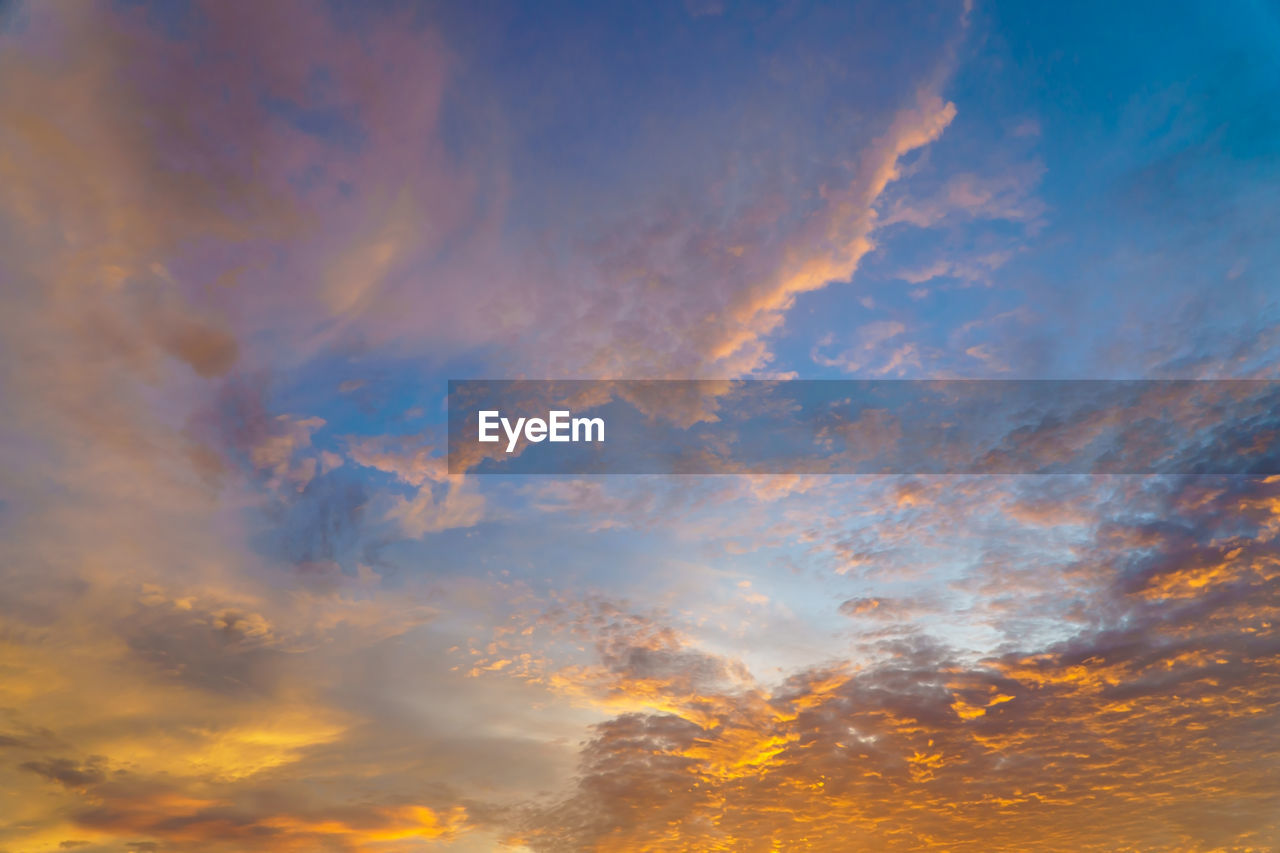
[386,479,485,537]
[810,321,911,373]
[20,757,107,790]
[6,2,1276,852]
[347,435,484,536]
[883,164,1046,231]
[510,480,1280,851]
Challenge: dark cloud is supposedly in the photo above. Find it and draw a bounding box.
[20,756,107,790]
[121,600,284,696]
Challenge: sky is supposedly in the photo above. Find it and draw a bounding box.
[1,1,1280,851]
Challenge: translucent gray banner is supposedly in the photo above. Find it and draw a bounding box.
[447,380,1280,475]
